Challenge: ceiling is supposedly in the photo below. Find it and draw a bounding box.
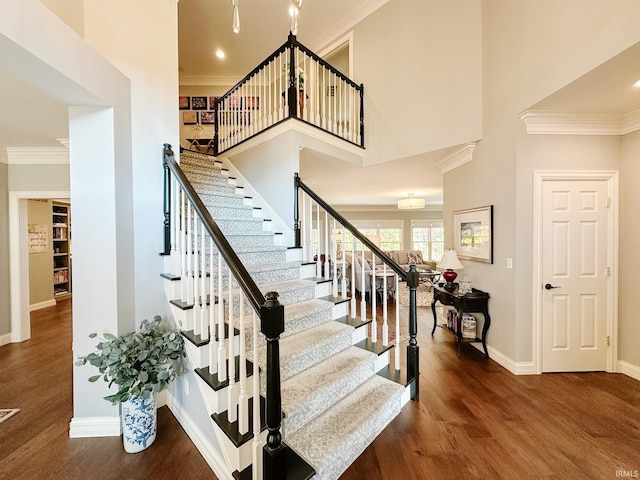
[177,0,380,80]
[2,6,640,208]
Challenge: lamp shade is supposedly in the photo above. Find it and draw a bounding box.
[397,193,425,210]
[437,249,464,270]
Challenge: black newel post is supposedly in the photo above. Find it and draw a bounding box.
[406,265,420,401]
[162,143,172,256]
[359,84,365,148]
[293,173,301,248]
[287,33,297,119]
[213,98,220,156]
[261,291,286,480]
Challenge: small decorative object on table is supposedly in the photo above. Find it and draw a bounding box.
[75,316,185,453]
[458,277,472,294]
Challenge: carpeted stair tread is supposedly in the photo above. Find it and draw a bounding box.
[257,278,316,305]
[256,321,354,383]
[286,375,404,480]
[281,346,377,437]
[245,298,334,351]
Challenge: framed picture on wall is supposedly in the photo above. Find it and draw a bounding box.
[179,96,190,110]
[201,111,215,124]
[245,96,260,110]
[191,96,207,110]
[228,96,242,110]
[453,205,493,263]
[209,97,220,109]
[183,111,198,125]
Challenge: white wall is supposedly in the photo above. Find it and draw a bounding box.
[83,0,180,324]
[619,129,640,368]
[0,0,181,429]
[352,0,482,166]
[444,0,640,366]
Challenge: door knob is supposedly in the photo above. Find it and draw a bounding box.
[544,283,560,290]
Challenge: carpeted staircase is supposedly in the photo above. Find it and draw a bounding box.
[166,149,407,480]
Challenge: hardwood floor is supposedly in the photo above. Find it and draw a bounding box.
[2,300,640,479]
[0,300,217,480]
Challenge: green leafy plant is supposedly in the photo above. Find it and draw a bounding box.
[75,316,186,405]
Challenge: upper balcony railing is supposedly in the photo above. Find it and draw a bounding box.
[212,33,364,156]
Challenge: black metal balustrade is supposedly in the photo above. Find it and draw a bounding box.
[211,34,365,156]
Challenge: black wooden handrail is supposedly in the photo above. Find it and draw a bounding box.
[294,172,420,402]
[294,173,409,281]
[163,144,266,313]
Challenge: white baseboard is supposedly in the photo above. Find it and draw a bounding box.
[166,392,234,480]
[472,343,537,375]
[69,416,121,438]
[618,361,640,381]
[0,332,12,347]
[29,299,56,312]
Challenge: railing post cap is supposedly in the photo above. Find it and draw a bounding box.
[261,292,285,338]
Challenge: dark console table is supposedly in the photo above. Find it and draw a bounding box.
[431,285,491,357]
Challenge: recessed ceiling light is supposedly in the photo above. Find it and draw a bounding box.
[634,79,640,88]
[216,50,225,59]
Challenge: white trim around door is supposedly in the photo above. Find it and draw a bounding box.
[9,190,70,343]
[532,171,618,374]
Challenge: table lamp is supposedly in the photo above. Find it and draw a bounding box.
[437,249,464,291]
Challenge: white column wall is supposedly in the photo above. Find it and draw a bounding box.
[69,106,123,421]
[83,0,180,324]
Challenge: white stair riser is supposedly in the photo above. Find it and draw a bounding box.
[314,282,331,298]
[352,325,368,344]
[332,302,348,319]
[286,247,303,262]
[299,263,316,278]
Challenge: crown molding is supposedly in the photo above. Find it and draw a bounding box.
[6,147,69,164]
[435,141,477,173]
[307,0,389,53]
[0,146,7,164]
[622,110,640,135]
[520,110,640,135]
[179,74,242,87]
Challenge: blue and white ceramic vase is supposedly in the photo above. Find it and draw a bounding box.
[121,393,157,453]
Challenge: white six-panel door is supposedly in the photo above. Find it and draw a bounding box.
[541,179,610,372]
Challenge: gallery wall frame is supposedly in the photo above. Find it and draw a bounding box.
[453,205,493,263]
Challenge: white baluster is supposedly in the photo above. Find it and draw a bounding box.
[301,193,308,261]
[238,296,248,434]
[193,215,201,336]
[322,67,326,130]
[351,234,357,319]
[209,238,217,374]
[217,255,227,382]
[227,266,237,423]
[341,225,347,298]
[307,193,313,263]
[324,210,330,280]
[186,206,195,314]
[315,201,321,277]
[371,254,377,343]
[382,262,388,347]
[395,274,400,369]
[200,219,208,340]
[180,190,188,303]
[251,312,262,480]
[332,219,338,296]
[360,246,366,322]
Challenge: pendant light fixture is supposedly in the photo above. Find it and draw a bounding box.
[232,0,240,34]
